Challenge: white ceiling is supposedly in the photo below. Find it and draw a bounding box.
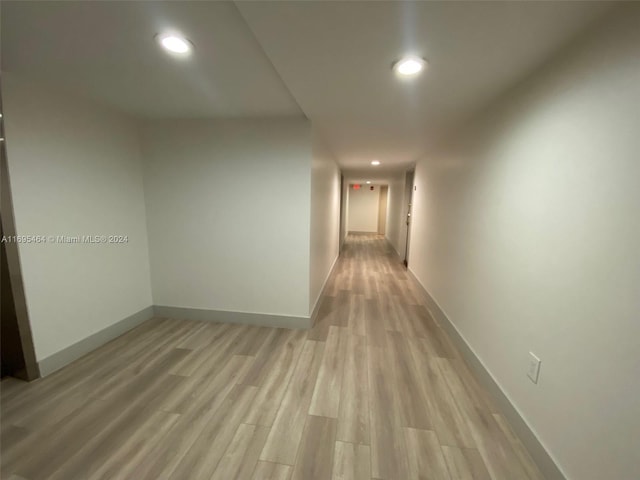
[1,1,302,118]
[2,1,614,175]
[236,1,613,175]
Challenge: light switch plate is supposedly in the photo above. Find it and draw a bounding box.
[527,352,541,384]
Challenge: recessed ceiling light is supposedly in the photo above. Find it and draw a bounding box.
[393,56,427,76]
[156,33,193,55]
[366,181,371,184]
[371,160,381,166]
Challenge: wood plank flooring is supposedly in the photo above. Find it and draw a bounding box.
[0,234,543,480]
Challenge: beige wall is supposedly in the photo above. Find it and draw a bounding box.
[377,186,388,235]
[409,6,640,479]
[347,185,380,232]
[385,173,407,257]
[310,128,341,312]
[141,118,313,318]
[340,179,350,246]
[3,75,153,361]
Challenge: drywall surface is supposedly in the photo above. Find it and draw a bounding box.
[409,6,640,479]
[340,179,349,246]
[141,118,312,318]
[2,75,153,361]
[310,129,340,311]
[377,185,388,235]
[385,172,407,257]
[347,185,380,232]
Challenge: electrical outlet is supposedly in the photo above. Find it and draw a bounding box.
[527,352,541,384]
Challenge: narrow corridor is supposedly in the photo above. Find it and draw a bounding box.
[0,234,542,480]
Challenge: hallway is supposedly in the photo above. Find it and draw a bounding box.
[1,234,542,480]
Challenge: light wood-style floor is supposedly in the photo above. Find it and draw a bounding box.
[1,234,543,480]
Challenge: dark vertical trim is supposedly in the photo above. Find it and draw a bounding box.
[0,79,41,381]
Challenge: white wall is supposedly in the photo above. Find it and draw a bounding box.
[309,129,340,311]
[385,172,406,257]
[409,6,640,480]
[347,185,380,232]
[340,179,349,246]
[2,75,153,361]
[141,118,312,318]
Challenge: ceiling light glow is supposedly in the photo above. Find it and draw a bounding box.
[371,160,381,166]
[393,56,426,76]
[366,181,371,184]
[157,33,193,55]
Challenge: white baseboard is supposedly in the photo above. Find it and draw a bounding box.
[38,306,154,377]
[406,268,566,480]
[309,254,340,325]
[37,302,312,377]
[154,305,311,330]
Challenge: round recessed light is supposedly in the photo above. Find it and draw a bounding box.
[366,181,371,184]
[393,56,427,76]
[371,160,381,166]
[156,33,193,55]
